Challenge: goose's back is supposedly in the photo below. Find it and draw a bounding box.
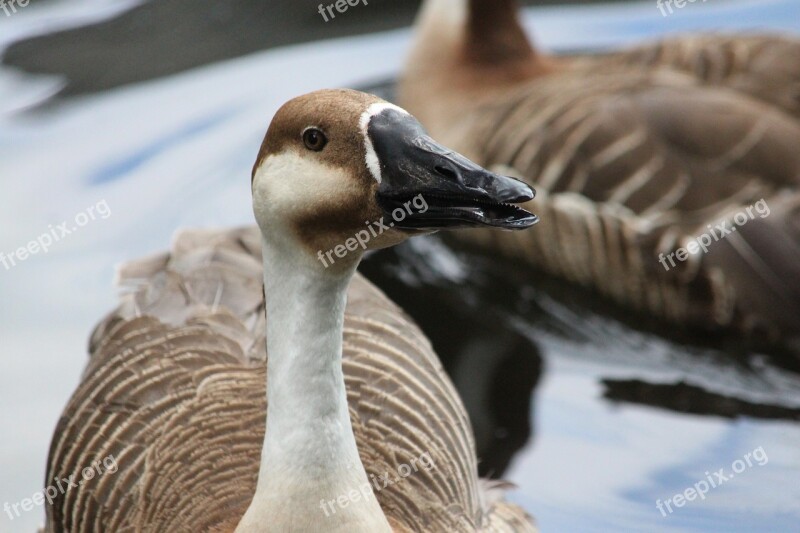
[586,34,800,118]
[45,227,535,533]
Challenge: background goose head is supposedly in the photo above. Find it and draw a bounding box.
[251,89,537,270]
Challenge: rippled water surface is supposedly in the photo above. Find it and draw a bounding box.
[2,1,799,531]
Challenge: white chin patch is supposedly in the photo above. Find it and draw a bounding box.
[359,102,410,184]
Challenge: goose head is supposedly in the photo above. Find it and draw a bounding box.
[252,89,537,269]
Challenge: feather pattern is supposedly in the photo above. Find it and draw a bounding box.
[45,227,535,533]
[587,34,800,118]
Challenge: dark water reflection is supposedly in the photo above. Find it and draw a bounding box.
[361,234,800,475]
[603,379,800,422]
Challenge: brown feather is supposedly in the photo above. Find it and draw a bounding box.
[45,227,536,533]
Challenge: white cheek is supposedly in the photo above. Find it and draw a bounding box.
[252,151,351,229]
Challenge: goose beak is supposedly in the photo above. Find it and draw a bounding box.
[369,109,538,230]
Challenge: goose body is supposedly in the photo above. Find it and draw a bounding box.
[400,0,800,341]
[45,90,537,532]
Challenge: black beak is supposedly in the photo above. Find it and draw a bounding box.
[368,108,538,230]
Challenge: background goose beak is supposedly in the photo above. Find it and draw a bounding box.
[368,109,538,230]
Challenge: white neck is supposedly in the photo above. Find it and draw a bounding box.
[235,233,392,533]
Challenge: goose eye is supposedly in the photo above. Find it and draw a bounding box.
[303,128,327,151]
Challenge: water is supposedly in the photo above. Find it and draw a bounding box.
[1,0,799,531]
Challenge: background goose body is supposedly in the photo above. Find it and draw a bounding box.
[587,34,800,119]
[401,0,800,342]
[45,90,538,532]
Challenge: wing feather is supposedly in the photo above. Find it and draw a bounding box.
[45,227,535,533]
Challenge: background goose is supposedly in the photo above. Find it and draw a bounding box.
[44,89,538,532]
[400,0,800,344]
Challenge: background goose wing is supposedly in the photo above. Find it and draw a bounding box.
[459,68,800,333]
[585,34,800,119]
[45,227,535,533]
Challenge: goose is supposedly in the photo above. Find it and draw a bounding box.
[44,89,539,533]
[399,0,800,342]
